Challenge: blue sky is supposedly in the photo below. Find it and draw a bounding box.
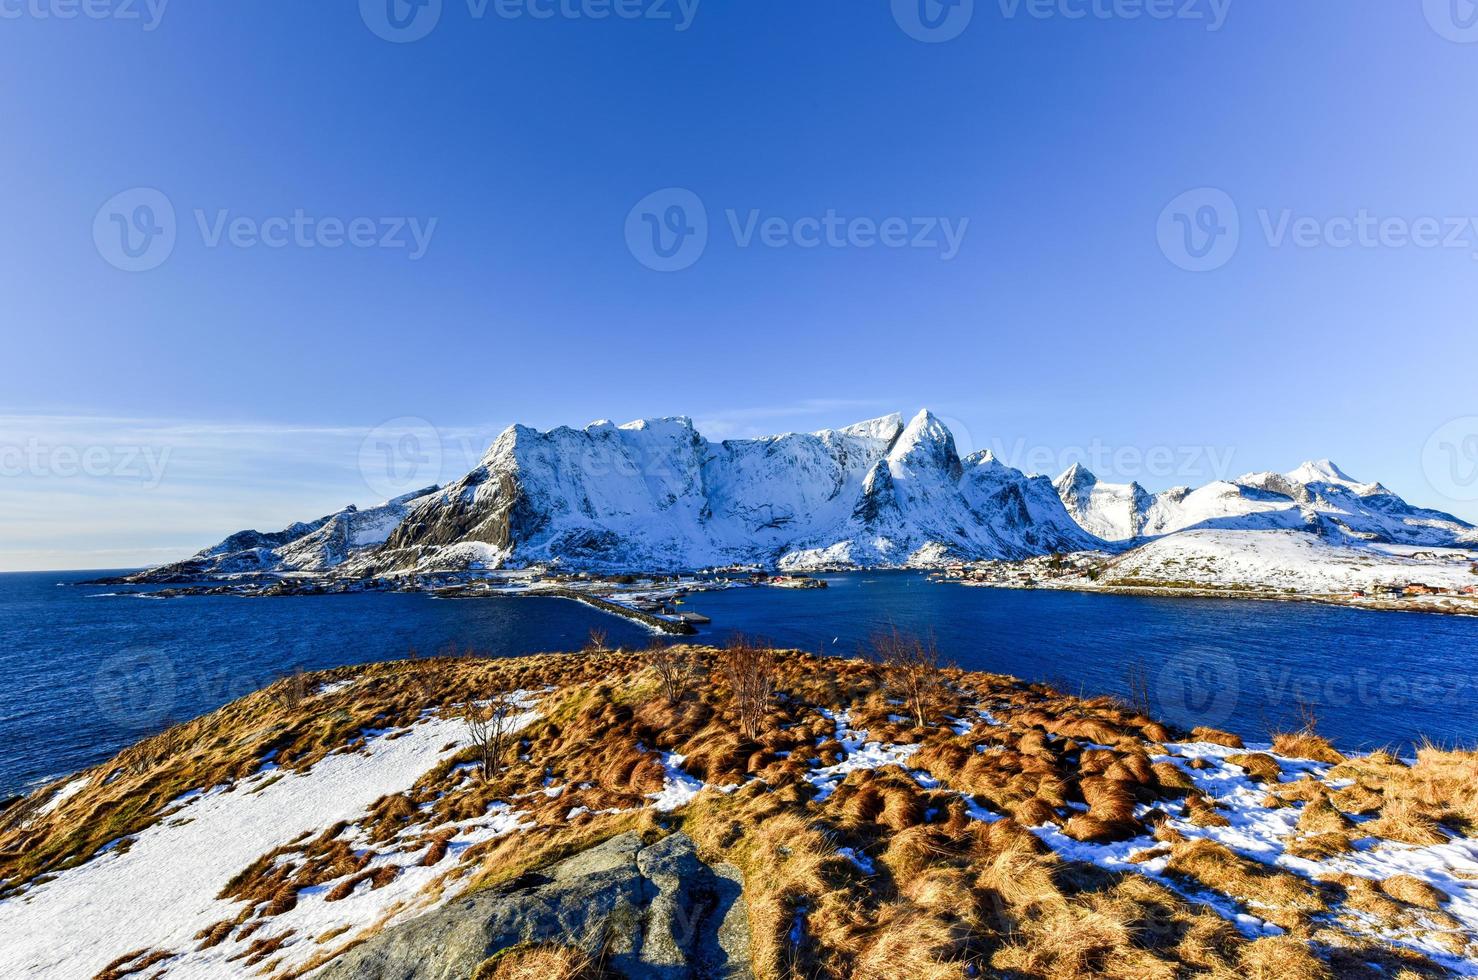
[3,0,1478,570]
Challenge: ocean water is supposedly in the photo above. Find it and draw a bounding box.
[3,569,1476,798]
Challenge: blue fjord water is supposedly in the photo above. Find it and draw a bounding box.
[2,569,1475,798]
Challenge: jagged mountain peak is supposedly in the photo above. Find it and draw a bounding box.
[1054,462,1096,490]
[889,409,961,471]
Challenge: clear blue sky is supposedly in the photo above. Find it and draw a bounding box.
[3,0,1478,570]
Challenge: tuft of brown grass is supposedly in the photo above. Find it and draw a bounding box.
[1226,752,1281,783]
[1190,727,1244,748]
[1381,874,1448,911]
[1270,731,1344,764]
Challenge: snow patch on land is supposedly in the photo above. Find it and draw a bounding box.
[0,692,546,980]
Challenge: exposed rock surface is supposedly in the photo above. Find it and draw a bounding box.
[313,831,750,980]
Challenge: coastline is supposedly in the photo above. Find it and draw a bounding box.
[940,577,1478,618]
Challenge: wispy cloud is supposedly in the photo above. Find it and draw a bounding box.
[0,413,504,572]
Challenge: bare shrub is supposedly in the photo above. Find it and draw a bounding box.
[648,643,694,706]
[719,636,776,742]
[586,628,609,653]
[459,695,519,779]
[267,667,309,712]
[870,627,946,728]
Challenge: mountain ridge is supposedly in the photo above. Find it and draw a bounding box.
[124,411,1476,582]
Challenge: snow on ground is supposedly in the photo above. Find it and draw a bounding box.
[648,752,708,812]
[806,709,924,802]
[1096,529,1478,595]
[34,776,89,818]
[1032,739,1478,974]
[0,692,546,980]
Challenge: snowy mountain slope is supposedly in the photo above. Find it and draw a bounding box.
[1088,528,1478,595]
[1053,464,1155,541]
[959,452,1106,557]
[130,486,440,581]
[1053,460,1476,549]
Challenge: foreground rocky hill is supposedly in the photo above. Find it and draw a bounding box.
[1,644,1476,978]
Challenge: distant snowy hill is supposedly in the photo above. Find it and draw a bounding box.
[132,486,440,581]
[1051,460,1477,549]
[130,411,1477,580]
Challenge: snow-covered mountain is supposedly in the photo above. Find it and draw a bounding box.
[357,410,1102,574]
[131,486,440,581]
[130,411,1477,581]
[1050,460,1477,549]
